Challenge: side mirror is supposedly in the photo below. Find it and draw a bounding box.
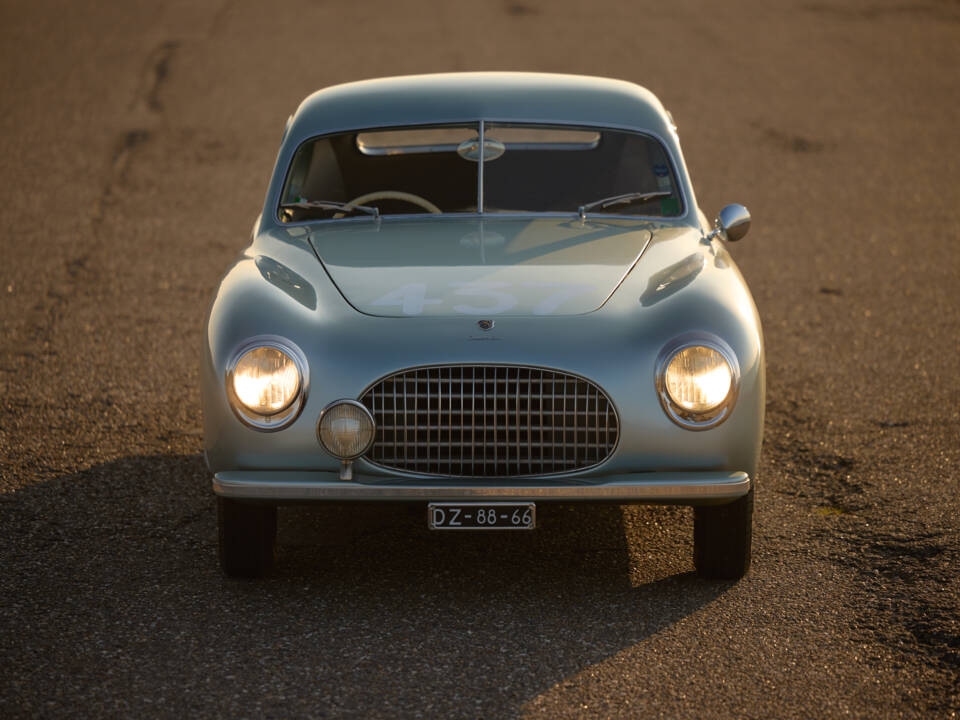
[712,204,751,242]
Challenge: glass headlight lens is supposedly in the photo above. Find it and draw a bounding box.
[664,345,732,413]
[232,346,301,415]
[318,401,375,459]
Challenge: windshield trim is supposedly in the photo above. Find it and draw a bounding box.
[278,211,688,231]
[272,119,688,226]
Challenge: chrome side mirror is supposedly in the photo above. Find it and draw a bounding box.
[708,203,751,242]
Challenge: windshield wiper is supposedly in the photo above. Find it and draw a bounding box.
[577,191,672,220]
[280,199,380,219]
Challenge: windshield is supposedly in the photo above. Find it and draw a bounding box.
[278,122,682,222]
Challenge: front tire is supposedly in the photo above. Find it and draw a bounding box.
[693,487,753,579]
[217,497,277,578]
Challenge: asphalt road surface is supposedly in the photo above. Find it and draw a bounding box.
[1,0,958,717]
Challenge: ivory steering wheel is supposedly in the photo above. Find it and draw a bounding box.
[345,190,442,214]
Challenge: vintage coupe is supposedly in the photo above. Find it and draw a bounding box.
[202,73,763,579]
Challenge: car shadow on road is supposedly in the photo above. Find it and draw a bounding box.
[1,452,734,717]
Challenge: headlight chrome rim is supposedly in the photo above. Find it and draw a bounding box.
[655,334,740,430]
[225,336,308,431]
[317,399,376,460]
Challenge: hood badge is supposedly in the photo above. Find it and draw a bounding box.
[477,320,495,331]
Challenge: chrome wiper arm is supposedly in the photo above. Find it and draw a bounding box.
[577,191,672,220]
[280,199,380,218]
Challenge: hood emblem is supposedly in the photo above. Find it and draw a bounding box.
[477,320,495,331]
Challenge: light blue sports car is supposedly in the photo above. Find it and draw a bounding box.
[202,73,763,579]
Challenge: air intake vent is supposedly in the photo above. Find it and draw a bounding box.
[360,365,618,477]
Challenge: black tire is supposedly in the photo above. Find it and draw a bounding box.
[693,487,753,579]
[217,497,277,578]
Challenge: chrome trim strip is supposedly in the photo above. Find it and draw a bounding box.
[560,373,567,471]
[212,470,751,503]
[448,368,454,468]
[598,229,654,307]
[526,371,533,475]
[284,211,687,229]
[411,369,418,468]
[492,365,498,470]
[392,377,398,465]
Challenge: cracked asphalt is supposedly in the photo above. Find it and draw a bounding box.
[1,0,957,717]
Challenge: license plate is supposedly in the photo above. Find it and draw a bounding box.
[428,502,535,530]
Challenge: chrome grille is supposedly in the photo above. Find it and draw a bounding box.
[360,365,618,477]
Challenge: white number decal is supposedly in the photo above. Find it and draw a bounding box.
[370,282,595,316]
[370,283,442,316]
[524,283,594,315]
[450,281,518,315]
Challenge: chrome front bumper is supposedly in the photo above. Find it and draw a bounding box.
[212,470,750,504]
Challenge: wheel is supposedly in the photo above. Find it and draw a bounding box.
[693,487,753,579]
[217,497,277,578]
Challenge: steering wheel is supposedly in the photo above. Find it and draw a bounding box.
[345,190,442,214]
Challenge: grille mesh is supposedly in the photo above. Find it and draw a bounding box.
[360,365,618,477]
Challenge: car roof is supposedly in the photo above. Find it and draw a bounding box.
[285,73,674,142]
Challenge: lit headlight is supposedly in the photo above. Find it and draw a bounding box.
[665,346,731,412]
[318,400,375,459]
[657,338,739,429]
[227,339,307,430]
[233,346,301,415]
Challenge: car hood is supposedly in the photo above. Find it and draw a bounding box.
[308,218,664,317]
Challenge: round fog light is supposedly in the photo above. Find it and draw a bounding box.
[318,400,375,459]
